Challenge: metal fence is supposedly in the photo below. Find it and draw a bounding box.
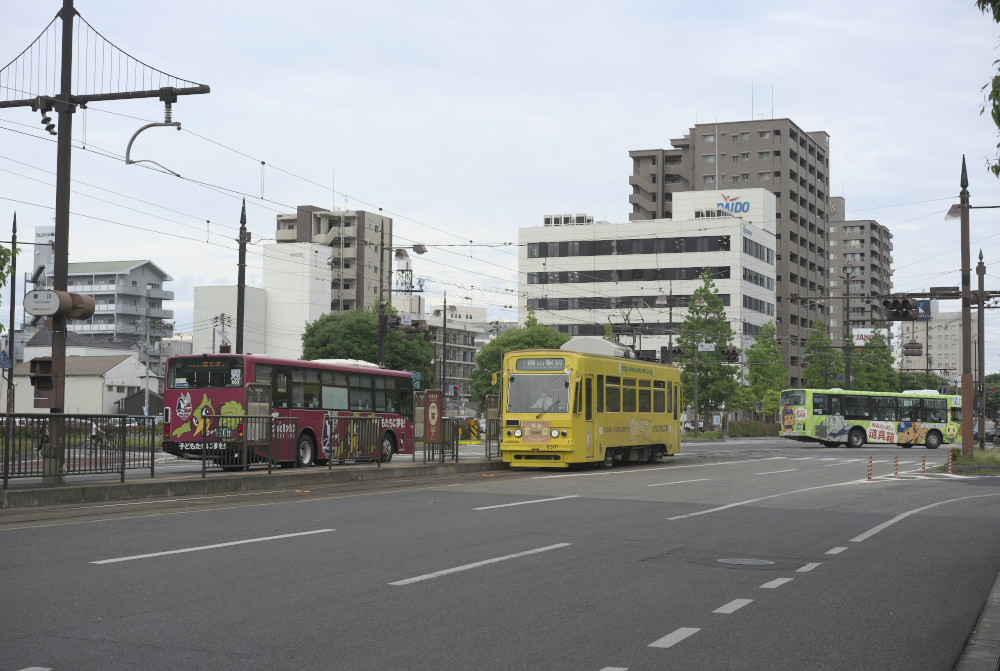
[1,414,158,488]
[196,414,299,476]
[324,415,383,466]
[483,418,502,459]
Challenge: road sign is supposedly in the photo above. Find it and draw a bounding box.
[837,374,846,383]
[0,351,11,369]
[425,389,443,442]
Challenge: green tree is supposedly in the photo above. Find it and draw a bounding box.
[850,329,898,392]
[301,306,435,384]
[984,372,1000,418]
[676,268,740,417]
[801,319,844,388]
[898,370,951,394]
[467,311,570,408]
[977,1,1000,176]
[744,321,788,419]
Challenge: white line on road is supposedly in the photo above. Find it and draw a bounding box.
[797,563,822,572]
[756,469,798,475]
[389,543,571,586]
[667,479,865,520]
[18,667,53,670]
[849,492,1000,543]
[91,529,334,564]
[534,457,786,479]
[826,546,848,555]
[647,478,710,488]
[761,578,793,589]
[649,627,700,648]
[474,495,578,510]
[714,598,753,614]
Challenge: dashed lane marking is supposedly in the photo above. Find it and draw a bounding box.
[761,578,793,589]
[474,495,578,510]
[826,546,848,555]
[713,598,753,614]
[649,627,700,648]
[797,563,822,572]
[389,543,571,586]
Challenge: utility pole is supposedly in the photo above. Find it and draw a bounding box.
[977,250,986,449]
[377,208,386,367]
[959,157,974,459]
[0,0,209,482]
[4,213,16,488]
[441,291,448,400]
[842,263,854,390]
[236,200,250,355]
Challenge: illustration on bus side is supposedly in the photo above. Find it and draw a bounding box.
[170,391,245,440]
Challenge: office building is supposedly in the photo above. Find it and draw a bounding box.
[629,118,829,385]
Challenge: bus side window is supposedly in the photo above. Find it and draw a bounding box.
[584,378,593,421]
[829,395,842,416]
[813,394,827,416]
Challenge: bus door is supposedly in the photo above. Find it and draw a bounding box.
[583,375,594,460]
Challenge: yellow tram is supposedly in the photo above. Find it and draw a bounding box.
[500,338,683,468]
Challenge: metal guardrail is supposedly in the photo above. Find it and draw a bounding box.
[324,415,383,467]
[1,414,158,488]
[483,418,502,460]
[197,414,299,476]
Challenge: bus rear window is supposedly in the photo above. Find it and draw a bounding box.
[168,357,244,389]
[781,390,806,406]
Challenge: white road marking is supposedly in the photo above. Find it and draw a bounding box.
[534,457,785,479]
[389,543,571,586]
[713,598,753,614]
[599,668,628,671]
[826,546,848,555]
[797,562,822,572]
[474,495,578,510]
[667,479,865,520]
[91,529,334,564]
[849,492,1000,543]
[756,469,797,475]
[761,578,793,589]
[649,627,700,648]
[647,478,710,487]
[18,667,53,670]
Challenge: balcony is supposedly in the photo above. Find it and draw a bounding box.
[147,308,174,320]
[276,228,298,242]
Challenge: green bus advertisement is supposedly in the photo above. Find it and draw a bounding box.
[779,388,962,449]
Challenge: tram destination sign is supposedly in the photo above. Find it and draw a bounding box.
[515,358,565,371]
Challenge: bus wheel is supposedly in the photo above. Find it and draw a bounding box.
[901,443,913,449]
[296,435,316,467]
[847,429,866,449]
[925,431,942,450]
[380,433,395,463]
[603,448,614,468]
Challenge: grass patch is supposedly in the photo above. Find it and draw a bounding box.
[948,447,1000,465]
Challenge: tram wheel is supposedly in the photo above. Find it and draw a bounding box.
[603,448,614,468]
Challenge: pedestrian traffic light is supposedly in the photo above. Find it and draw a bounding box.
[881,295,918,321]
[29,356,56,408]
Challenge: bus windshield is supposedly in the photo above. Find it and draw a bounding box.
[168,357,244,389]
[507,373,570,413]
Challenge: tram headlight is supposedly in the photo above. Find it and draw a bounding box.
[514,428,522,438]
[550,429,560,439]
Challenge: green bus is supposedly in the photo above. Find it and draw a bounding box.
[779,388,962,449]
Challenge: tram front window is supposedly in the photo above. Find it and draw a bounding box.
[507,373,570,413]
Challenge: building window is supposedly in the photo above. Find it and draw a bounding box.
[740,131,750,140]
[741,153,750,161]
[704,134,715,143]
[759,130,771,139]
[704,155,715,163]
[703,175,716,184]
[758,151,771,160]
[759,172,771,181]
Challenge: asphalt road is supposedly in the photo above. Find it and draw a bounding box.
[2,439,998,671]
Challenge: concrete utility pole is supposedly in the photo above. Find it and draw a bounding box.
[236,200,250,354]
[977,250,986,449]
[959,157,974,459]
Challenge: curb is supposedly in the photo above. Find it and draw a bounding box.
[0,459,508,509]
[957,566,1000,670]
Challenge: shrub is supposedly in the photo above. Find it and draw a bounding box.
[728,421,780,437]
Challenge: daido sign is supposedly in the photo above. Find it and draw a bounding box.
[717,193,751,214]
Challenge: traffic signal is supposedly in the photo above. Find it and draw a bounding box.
[881,295,918,321]
[902,341,923,357]
[671,346,684,356]
[725,346,740,363]
[452,384,459,397]
[29,356,55,408]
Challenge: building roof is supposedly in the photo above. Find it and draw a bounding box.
[66,260,172,281]
[13,354,135,376]
[26,327,140,351]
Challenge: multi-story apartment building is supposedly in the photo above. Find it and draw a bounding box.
[520,189,777,360]
[29,226,175,375]
[629,118,829,386]
[275,206,391,313]
[827,197,894,339]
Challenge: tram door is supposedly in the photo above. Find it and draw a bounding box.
[583,376,594,460]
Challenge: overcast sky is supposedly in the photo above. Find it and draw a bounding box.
[2,1,1000,370]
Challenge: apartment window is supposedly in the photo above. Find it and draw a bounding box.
[742,173,750,181]
[740,131,750,140]
[759,130,771,139]
[759,172,771,181]
[704,155,715,163]
[703,175,716,184]
[741,153,750,161]
[703,134,715,143]
[758,151,771,160]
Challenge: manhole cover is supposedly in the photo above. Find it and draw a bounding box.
[718,558,775,566]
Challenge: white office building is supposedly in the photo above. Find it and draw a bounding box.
[519,189,777,359]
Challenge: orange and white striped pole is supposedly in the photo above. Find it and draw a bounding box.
[921,454,927,476]
[893,455,899,479]
[868,455,873,481]
[947,452,954,474]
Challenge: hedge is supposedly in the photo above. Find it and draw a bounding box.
[727,421,780,437]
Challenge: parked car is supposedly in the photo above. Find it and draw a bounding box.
[974,420,996,441]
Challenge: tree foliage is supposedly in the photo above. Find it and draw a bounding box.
[977,1,1000,176]
[467,311,570,409]
[898,370,951,394]
[850,329,898,392]
[301,306,436,384]
[744,321,788,418]
[801,319,844,388]
[676,268,740,414]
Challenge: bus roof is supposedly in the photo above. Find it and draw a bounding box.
[167,353,412,377]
